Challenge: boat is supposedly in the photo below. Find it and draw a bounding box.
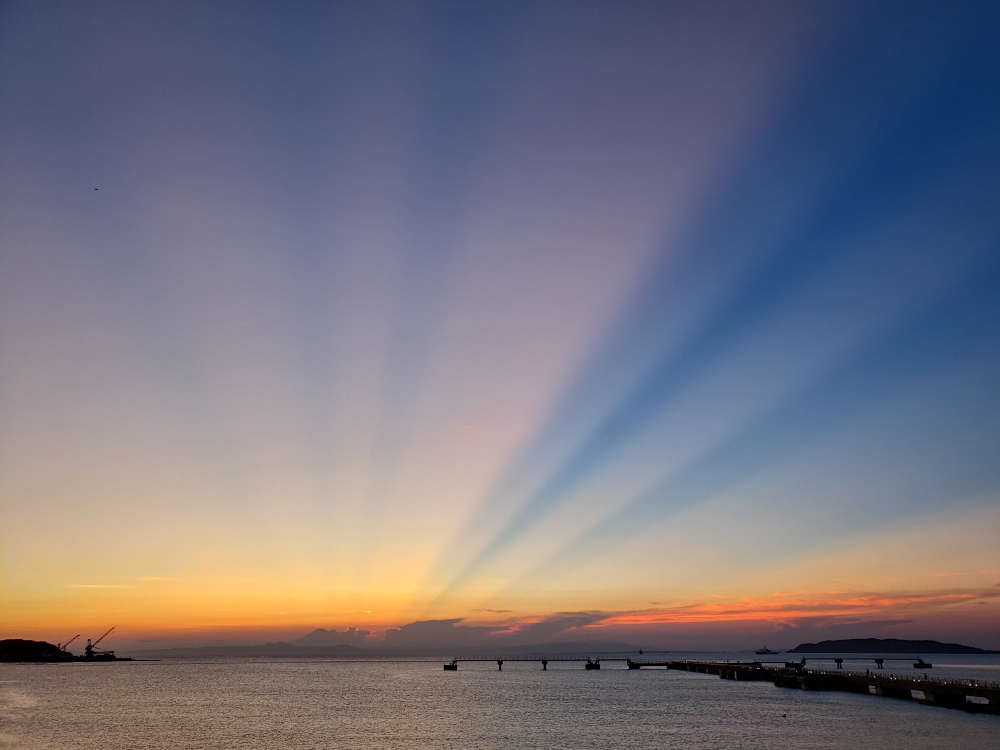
[584,657,601,670]
[443,659,458,671]
[755,647,780,655]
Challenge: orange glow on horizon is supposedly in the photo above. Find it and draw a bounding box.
[5,581,998,647]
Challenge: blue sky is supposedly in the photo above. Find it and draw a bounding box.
[2,0,999,649]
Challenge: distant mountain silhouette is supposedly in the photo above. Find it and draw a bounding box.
[136,642,366,657]
[790,638,998,654]
[135,639,645,658]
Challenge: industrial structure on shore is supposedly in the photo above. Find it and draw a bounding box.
[0,627,130,662]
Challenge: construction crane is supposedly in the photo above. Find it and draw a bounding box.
[84,627,115,658]
[58,634,80,653]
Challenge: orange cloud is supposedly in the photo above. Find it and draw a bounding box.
[586,589,1000,627]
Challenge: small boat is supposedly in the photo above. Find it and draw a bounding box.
[585,658,601,670]
[755,646,780,655]
[443,659,458,671]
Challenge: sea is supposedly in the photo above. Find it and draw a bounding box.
[2,652,999,749]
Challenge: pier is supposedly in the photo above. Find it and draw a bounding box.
[659,659,999,715]
[443,656,621,670]
[442,656,999,715]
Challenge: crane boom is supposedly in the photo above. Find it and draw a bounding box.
[92,626,114,647]
[59,634,80,651]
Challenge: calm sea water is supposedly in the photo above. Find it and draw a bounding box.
[3,654,999,749]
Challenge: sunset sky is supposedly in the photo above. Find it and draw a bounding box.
[2,0,1000,651]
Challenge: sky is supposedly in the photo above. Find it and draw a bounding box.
[2,0,1000,652]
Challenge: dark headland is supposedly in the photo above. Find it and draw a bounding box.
[790,638,999,654]
[0,639,68,662]
[1,637,131,662]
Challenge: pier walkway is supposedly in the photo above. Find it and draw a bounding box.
[442,656,999,714]
[658,659,1000,714]
[444,656,623,670]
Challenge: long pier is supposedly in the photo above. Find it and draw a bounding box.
[442,656,999,714]
[652,659,1000,715]
[444,656,619,670]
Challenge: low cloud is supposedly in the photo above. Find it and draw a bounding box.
[295,626,373,648]
[381,619,481,649]
[589,589,1000,628]
[286,588,1000,653]
[373,613,611,651]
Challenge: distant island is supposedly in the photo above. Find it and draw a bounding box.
[790,638,998,654]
